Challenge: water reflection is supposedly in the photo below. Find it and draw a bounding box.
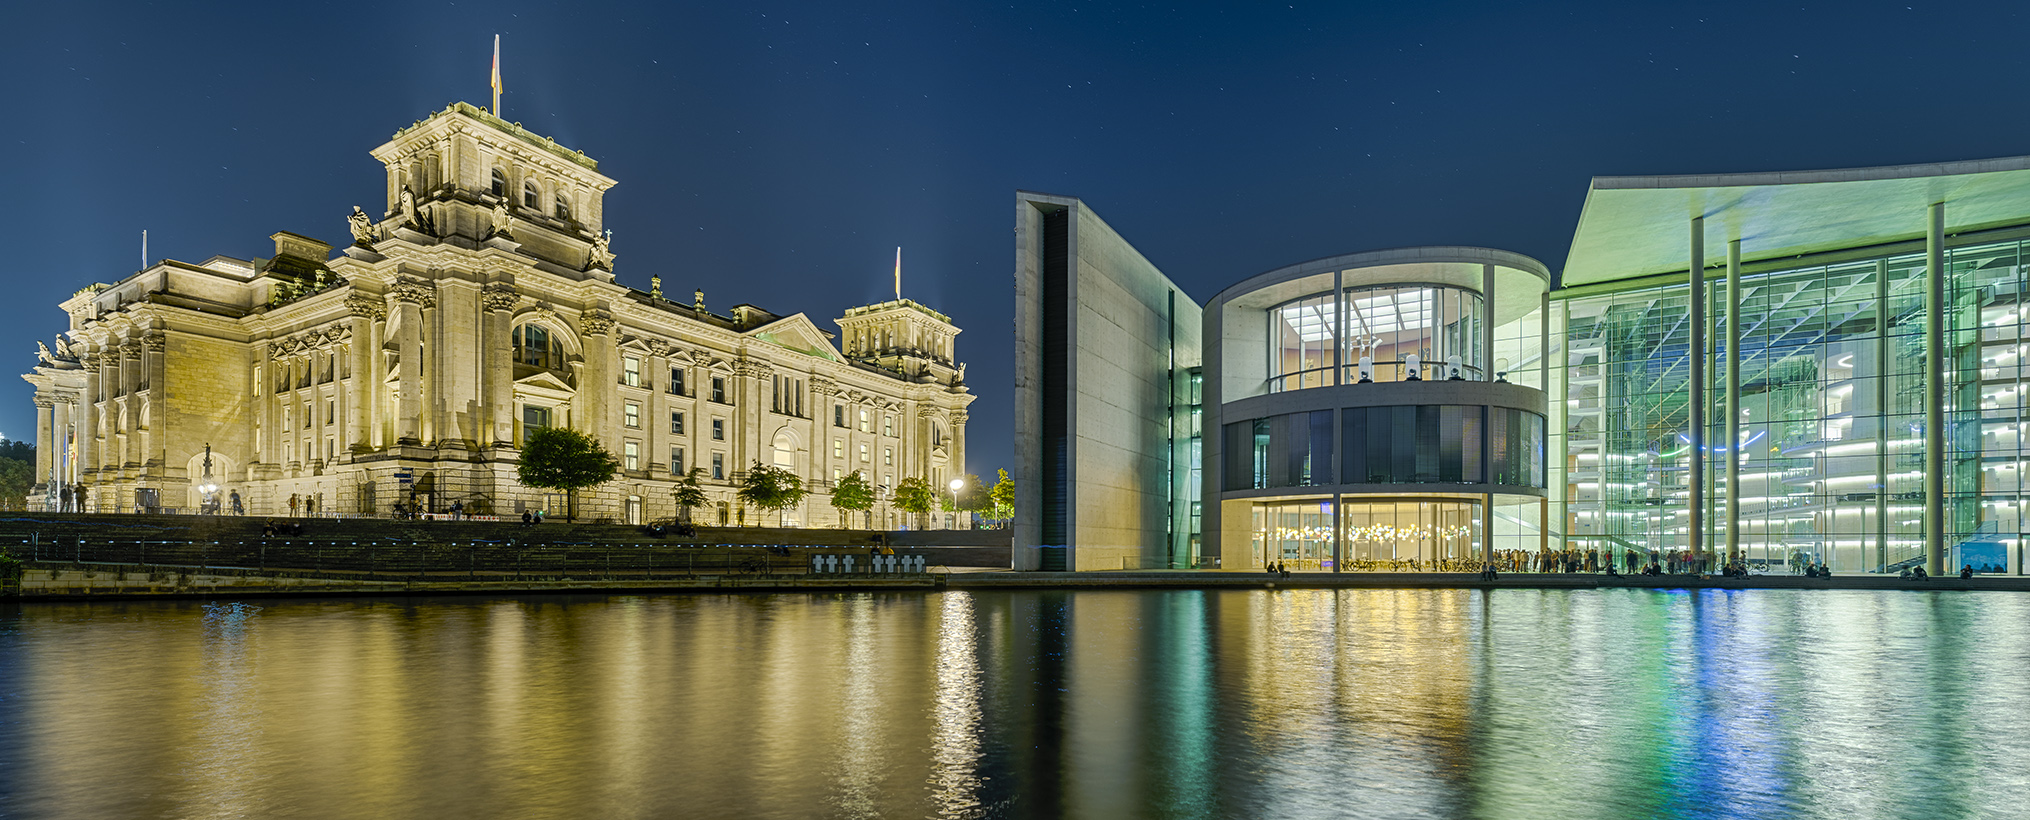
[1,590,2027,819]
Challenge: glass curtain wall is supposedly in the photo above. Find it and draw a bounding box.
[1561,237,2029,574]
[1249,498,1486,572]
[1339,499,1480,571]
[1341,285,1483,383]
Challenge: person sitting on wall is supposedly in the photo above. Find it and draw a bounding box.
[262,519,278,538]
[1961,564,1975,579]
[1913,565,1929,579]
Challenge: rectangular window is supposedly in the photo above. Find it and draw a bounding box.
[624,441,640,470]
[671,446,684,472]
[833,439,844,459]
[622,356,642,387]
[523,405,550,430]
[834,405,845,427]
[884,447,893,467]
[712,418,724,441]
[859,443,869,463]
[712,377,727,403]
[283,406,292,432]
[669,367,685,395]
[326,400,336,425]
[884,415,893,437]
[670,410,685,435]
[302,403,311,429]
[858,409,870,432]
[712,452,724,480]
[624,402,640,428]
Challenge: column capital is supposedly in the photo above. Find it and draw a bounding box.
[141,333,166,353]
[579,308,616,336]
[32,396,55,409]
[346,292,387,319]
[481,283,520,312]
[391,277,436,308]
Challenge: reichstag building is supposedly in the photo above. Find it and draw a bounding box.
[24,102,973,524]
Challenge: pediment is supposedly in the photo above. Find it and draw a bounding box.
[746,313,839,361]
[516,370,575,393]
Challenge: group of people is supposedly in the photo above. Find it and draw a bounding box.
[260,519,307,537]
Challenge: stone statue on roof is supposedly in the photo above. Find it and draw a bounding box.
[35,341,52,366]
[399,186,425,231]
[491,198,513,239]
[348,206,378,246]
[590,229,613,269]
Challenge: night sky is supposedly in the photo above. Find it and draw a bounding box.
[5,1,2027,478]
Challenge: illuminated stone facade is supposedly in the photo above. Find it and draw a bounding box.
[22,102,972,523]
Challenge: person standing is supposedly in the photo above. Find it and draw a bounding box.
[230,490,243,516]
[288,493,300,517]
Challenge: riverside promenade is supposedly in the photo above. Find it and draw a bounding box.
[5,514,2025,598]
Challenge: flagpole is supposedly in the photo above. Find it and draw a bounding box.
[894,247,902,301]
[491,35,502,116]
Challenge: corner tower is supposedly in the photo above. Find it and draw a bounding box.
[367,103,619,277]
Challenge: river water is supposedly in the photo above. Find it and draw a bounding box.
[1,589,2024,819]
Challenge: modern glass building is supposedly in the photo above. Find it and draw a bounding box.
[1017,155,2030,575]
[1202,248,1550,572]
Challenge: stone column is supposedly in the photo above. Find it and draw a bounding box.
[392,278,433,445]
[78,354,98,480]
[142,333,166,469]
[346,294,384,453]
[97,349,117,471]
[120,340,141,467]
[52,399,70,487]
[1688,216,1706,567]
[482,283,518,446]
[579,308,616,445]
[1925,201,1947,577]
[32,397,54,499]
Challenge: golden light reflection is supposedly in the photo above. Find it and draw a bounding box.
[929,591,985,818]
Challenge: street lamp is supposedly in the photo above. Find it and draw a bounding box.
[199,443,218,515]
[948,477,964,530]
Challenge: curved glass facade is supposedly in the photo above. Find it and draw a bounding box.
[1221,406,1546,492]
[1269,284,1484,391]
[1250,498,1492,572]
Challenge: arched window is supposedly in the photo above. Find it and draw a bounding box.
[490,169,507,197]
[513,324,564,370]
[554,194,571,220]
[772,430,796,471]
[523,182,539,209]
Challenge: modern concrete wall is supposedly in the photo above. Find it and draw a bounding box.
[1014,192,1200,570]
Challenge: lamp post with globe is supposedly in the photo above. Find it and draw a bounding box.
[199,443,219,515]
[948,477,964,530]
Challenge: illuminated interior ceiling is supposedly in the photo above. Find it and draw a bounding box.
[1275,289,1437,341]
[1562,155,2030,288]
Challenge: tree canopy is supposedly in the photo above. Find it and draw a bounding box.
[829,470,875,527]
[893,476,936,527]
[671,467,708,521]
[516,427,619,520]
[736,462,807,526]
[988,469,1015,523]
[0,443,34,512]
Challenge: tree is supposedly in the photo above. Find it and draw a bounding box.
[516,426,619,522]
[988,468,1015,525]
[0,443,33,513]
[892,476,936,529]
[830,470,875,528]
[671,467,708,523]
[736,462,807,527]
